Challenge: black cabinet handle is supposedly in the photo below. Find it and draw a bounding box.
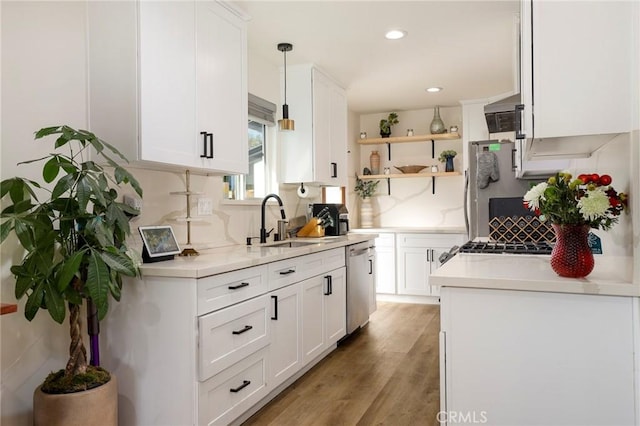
[232,325,253,335]
[331,162,337,178]
[271,295,278,320]
[229,380,251,393]
[228,282,249,290]
[426,250,430,262]
[511,148,517,171]
[369,259,373,275]
[279,269,295,275]
[515,104,525,140]
[207,132,214,158]
[200,131,208,158]
[324,275,333,295]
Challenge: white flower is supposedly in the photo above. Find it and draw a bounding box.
[523,182,548,211]
[577,188,610,221]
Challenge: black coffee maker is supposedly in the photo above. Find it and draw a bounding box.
[312,204,349,236]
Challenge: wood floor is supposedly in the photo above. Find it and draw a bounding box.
[243,302,441,426]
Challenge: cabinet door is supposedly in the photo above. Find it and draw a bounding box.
[269,283,303,389]
[301,275,325,364]
[329,76,348,187]
[521,0,634,140]
[195,1,248,174]
[397,246,431,296]
[324,267,346,347]
[311,69,333,183]
[374,245,396,294]
[138,1,197,167]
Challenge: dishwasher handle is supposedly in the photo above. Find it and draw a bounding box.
[349,247,369,257]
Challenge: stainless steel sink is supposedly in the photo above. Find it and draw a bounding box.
[263,240,319,248]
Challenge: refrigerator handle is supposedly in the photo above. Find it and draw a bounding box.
[511,149,517,171]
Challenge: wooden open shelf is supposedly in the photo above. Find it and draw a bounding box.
[358,171,462,195]
[356,132,461,145]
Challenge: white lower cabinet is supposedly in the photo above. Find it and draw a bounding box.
[301,267,347,364]
[268,282,303,389]
[105,246,352,425]
[373,233,396,294]
[440,287,638,426]
[396,233,465,297]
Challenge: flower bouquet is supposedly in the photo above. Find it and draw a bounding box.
[523,172,628,277]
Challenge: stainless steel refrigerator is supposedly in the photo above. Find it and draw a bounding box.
[465,140,534,240]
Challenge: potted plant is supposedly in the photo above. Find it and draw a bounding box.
[0,125,143,425]
[355,173,379,228]
[438,149,457,172]
[379,112,399,138]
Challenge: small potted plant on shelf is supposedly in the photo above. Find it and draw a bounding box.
[355,173,379,228]
[438,149,457,172]
[379,112,399,138]
[0,125,143,425]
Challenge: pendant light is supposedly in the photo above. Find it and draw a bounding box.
[277,42,295,131]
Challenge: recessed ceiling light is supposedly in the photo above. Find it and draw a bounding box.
[385,30,407,40]
[426,87,443,93]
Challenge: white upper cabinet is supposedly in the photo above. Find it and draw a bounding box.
[88,1,248,175]
[520,0,638,159]
[279,65,348,186]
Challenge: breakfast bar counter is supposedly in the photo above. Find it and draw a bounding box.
[430,253,638,297]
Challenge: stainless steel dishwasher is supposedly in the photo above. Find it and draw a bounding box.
[346,242,370,334]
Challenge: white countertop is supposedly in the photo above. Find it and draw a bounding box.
[140,234,377,279]
[430,253,638,297]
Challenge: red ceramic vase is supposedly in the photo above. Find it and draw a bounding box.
[550,224,594,278]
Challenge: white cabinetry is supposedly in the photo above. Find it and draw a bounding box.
[519,0,637,159]
[374,233,396,294]
[302,267,347,364]
[440,287,637,425]
[104,245,353,425]
[397,233,465,297]
[87,0,247,175]
[279,65,347,186]
[268,282,302,389]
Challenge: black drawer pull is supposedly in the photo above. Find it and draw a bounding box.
[279,269,295,275]
[229,380,251,393]
[228,282,249,290]
[271,295,278,320]
[232,325,253,335]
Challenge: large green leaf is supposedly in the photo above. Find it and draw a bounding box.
[56,250,85,292]
[85,216,113,247]
[43,157,60,183]
[1,199,34,216]
[107,203,131,236]
[51,173,76,199]
[114,166,143,197]
[44,280,65,324]
[35,126,62,139]
[13,219,35,251]
[99,250,137,276]
[86,251,110,312]
[24,283,44,321]
[0,220,13,244]
[76,177,91,212]
[98,138,128,162]
[84,175,107,207]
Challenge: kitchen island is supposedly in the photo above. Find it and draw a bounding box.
[431,254,639,426]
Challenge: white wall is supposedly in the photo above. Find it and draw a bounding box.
[355,107,464,228]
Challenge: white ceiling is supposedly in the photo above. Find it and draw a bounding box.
[239,0,520,114]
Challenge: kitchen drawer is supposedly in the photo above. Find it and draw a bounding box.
[198,295,270,381]
[268,248,345,291]
[375,233,395,248]
[198,347,269,426]
[396,233,464,248]
[197,265,268,316]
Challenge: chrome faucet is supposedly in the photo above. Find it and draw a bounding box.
[260,193,286,243]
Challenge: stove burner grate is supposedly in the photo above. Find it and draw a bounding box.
[459,241,553,255]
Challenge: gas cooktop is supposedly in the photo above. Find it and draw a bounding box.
[458,241,553,255]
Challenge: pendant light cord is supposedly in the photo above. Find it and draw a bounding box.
[283,49,288,105]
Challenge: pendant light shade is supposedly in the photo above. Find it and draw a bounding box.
[277,43,295,131]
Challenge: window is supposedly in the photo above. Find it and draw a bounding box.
[224,94,277,201]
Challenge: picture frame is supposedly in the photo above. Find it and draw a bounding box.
[138,225,181,262]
